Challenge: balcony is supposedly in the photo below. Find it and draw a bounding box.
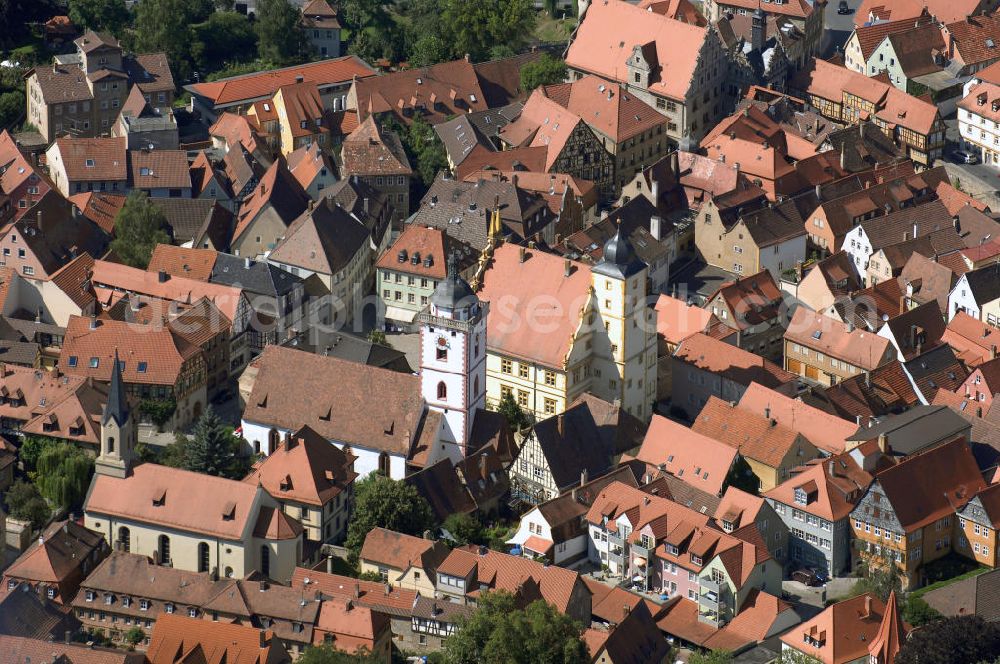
[631,543,649,557]
[699,590,720,609]
[700,577,721,594]
[608,533,624,547]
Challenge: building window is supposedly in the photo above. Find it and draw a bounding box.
[501,358,512,374]
[437,381,447,400]
[198,542,210,573]
[436,347,447,361]
[544,398,556,414]
[260,546,271,577]
[544,371,556,386]
[118,526,130,552]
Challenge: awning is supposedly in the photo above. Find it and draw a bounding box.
[384,305,418,323]
[523,535,554,555]
[633,557,646,567]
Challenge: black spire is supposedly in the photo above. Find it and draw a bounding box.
[103,349,129,426]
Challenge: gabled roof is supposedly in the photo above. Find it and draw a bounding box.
[630,414,738,496]
[128,149,191,191]
[693,396,807,469]
[499,90,589,171]
[11,190,110,277]
[4,520,103,587]
[0,635,142,664]
[359,528,450,574]
[478,244,591,369]
[819,360,920,420]
[674,332,798,390]
[68,191,126,235]
[523,400,616,491]
[51,137,126,182]
[244,425,356,507]
[147,244,218,281]
[566,0,709,101]
[268,197,370,276]
[539,75,665,143]
[146,614,289,664]
[785,306,893,371]
[765,453,873,521]
[341,115,412,176]
[780,593,899,664]
[242,344,424,456]
[654,294,715,346]
[959,262,1000,307]
[707,268,784,331]
[353,58,488,125]
[738,382,857,455]
[234,157,310,243]
[851,12,934,61]
[188,56,375,107]
[868,437,985,532]
[942,310,1000,367]
[290,567,418,617]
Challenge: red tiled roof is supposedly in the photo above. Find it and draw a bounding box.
[630,415,738,496]
[737,382,857,455]
[189,56,375,107]
[540,75,666,143]
[51,137,126,182]
[146,614,287,664]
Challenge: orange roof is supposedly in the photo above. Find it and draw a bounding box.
[630,414,739,496]
[69,191,126,234]
[941,310,1000,367]
[540,75,666,143]
[146,613,288,664]
[764,453,873,521]
[737,382,857,455]
[566,0,709,102]
[500,91,587,171]
[314,598,385,651]
[674,332,798,388]
[796,59,940,136]
[375,224,449,279]
[286,142,333,191]
[92,258,243,322]
[189,56,375,107]
[693,396,807,469]
[147,244,218,281]
[935,180,989,216]
[243,425,356,507]
[713,486,767,530]
[61,315,200,387]
[786,307,893,371]
[780,593,904,664]
[477,244,592,369]
[637,0,708,24]
[209,112,264,156]
[86,462,264,541]
[51,136,127,182]
[274,81,328,139]
[359,527,448,572]
[654,294,715,346]
[869,591,906,664]
[233,157,310,244]
[341,115,412,176]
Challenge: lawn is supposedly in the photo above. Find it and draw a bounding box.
[912,565,990,599]
[533,11,577,44]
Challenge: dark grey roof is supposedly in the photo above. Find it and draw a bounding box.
[963,262,1000,307]
[103,349,128,426]
[954,205,1000,250]
[405,458,477,522]
[326,176,393,250]
[411,594,475,623]
[592,228,645,279]
[822,120,904,172]
[667,262,738,306]
[281,328,412,373]
[210,254,302,297]
[269,197,370,276]
[847,404,970,455]
[20,192,110,276]
[528,401,615,491]
[150,198,234,246]
[0,340,40,367]
[465,102,523,140]
[431,254,478,311]
[738,193,813,247]
[434,115,494,167]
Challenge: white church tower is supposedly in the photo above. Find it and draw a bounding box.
[95,349,135,479]
[417,253,488,463]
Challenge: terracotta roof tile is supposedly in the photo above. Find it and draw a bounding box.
[341,116,412,176]
[51,137,127,182]
[567,0,710,101]
[353,59,488,126]
[540,75,665,143]
[128,149,191,190]
[147,244,218,281]
[290,567,418,617]
[630,415,738,496]
[0,635,142,664]
[693,396,809,469]
[738,383,857,455]
[146,614,288,664]
[189,56,375,108]
[674,332,798,390]
[68,191,126,234]
[360,528,450,573]
[785,306,893,371]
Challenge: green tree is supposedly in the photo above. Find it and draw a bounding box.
[339,0,389,32]
[897,615,1000,664]
[158,432,192,468]
[134,0,197,81]
[18,435,57,474]
[68,0,130,35]
[298,645,382,663]
[124,626,145,648]
[345,474,437,559]
[496,390,530,430]
[520,54,567,92]
[443,512,484,545]
[255,0,309,65]
[851,550,901,603]
[184,405,238,476]
[410,34,450,67]
[110,192,171,268]
[4,479,50,529]
[404,117,446,189]
[191,12,258,74]
[366,329,391,347]
[777,652,822,664]
[689,651,734,664]
[902,595,942,627]
[442,591,588,664]
[34,442,95,511]
[0,90,23,130]
[437,0,535,63]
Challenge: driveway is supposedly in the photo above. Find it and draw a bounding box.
[781,576,857,619]
[822,0,862,56]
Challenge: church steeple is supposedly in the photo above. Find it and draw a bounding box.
[96,349,135,479]
[103,349,129,427]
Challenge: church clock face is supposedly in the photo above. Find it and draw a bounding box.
[436,335,450,350]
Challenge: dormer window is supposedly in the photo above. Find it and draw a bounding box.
[667,544,679,556]
[794,488,808,505]
[165,603,175,614]
[140,167,150,176]
[722,520,734,532]
[691,554,702,566]
[85,590,95,602]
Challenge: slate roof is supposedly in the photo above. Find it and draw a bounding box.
[526,400,617,491]
[268,198,370,276]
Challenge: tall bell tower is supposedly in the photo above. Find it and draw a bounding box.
[95,349,135,478]
[417,253,489,462]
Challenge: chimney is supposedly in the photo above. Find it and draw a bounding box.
[557,414,565,436]
[815,184,822,200]
[650,179,660,205]
[764,406,771,420]
[650,215,662,241]
[828,459,836,477]
[354,582,360,599]
[913,223,918,239]
[580,468,589,486]
[877,433,888,453]
[307,199,315,211]
[158,270,168,283]
[863,595,873,618]
[563,259,571,277]
[36,209,44,233]
[670,150,680,177]
[910,324,917,350]
[384,583,391,595]
[623,604,631,618]
[992,345,997,359]
[519,246,527,263]
[259,630,269,648]
[364,197,370,213]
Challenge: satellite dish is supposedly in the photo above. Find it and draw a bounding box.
[881,313,889,322]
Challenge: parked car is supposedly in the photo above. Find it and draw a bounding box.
[792,569,820,586]
[954,148,980,164]
[838,1,853,14]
